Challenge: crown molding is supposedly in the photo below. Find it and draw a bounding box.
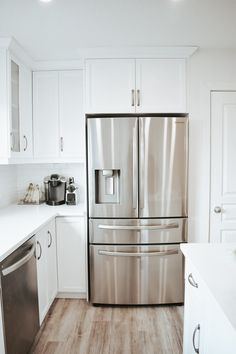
[0,36,34,68]
[77,46,198,59]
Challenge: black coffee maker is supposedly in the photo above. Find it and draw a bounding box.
[44,174,67,205]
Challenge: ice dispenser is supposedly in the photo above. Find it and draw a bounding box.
[95,169,120,204]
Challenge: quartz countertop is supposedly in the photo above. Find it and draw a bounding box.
[0,203,85,262]
[181,243,236,332]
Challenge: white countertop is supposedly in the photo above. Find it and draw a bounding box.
[0,204,85,262]
[181,243,236,332]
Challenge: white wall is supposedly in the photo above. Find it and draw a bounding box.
[0,165,17,207]
[16,163,85,203]
[188,48,236,242]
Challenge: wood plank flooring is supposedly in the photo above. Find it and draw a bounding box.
[32,299,183,354]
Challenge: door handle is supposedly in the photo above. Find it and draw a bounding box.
[60,137,64,152]
[132,121,138,209]
[136,89,140,106]
[131,89,135,107]
[188,273,198,288]
[139,118,145,209]
[192,324,200,353]
[98,249,179,257]
[48,230,52,248]
[98,223,179,231]
[2,245,35,276]
[23,135,28,151]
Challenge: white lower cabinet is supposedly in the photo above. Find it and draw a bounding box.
[183,260,236,354]
[36,219,57,324]
[56,217,86,296]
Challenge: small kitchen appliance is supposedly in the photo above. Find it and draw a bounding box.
[44,174,66,205]
[66,177,79,205]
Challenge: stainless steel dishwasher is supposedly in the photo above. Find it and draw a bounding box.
[0,235,39,354]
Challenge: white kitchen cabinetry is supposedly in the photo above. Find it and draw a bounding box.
[56,217,86,297]
[33,70,84,162]
[0,40,33,163]
[183,260,236,354]
[36,219,57,324]
[85,58,186,113]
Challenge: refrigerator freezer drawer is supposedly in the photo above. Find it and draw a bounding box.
[89,244,184,305]
[89,218,187,244]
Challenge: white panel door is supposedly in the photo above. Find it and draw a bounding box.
[36,227,48,325]
[46,219,58,306]
[85,59,135,113]
[33,71,60,158]
[59,70,84,160]
[210,92,236,242]
[56,217,86,294]
[20,65,33,158]
[136,59,187,113]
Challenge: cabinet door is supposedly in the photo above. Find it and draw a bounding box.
[36,227,48,325]
[19,65,33,158]
[183,261,205,354]
[59,71,84,160]
[56,217,86,295]
[46,219,57,306]
[10,59,20,153]
[33,72,60,159]
[85,59,135,113]
[136,59,187,113]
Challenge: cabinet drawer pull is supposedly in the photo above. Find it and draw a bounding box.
[48,230,52,248]
[131,89,135,107]
[192,324,200,353]
[188,273,198,288]
[23,135,28,151]
[37,241,42,260]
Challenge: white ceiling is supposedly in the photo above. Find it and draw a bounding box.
[0,0,236,60]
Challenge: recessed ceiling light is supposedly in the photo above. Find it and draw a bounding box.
[39,0,53,3]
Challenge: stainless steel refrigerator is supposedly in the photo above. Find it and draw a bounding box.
[87,116,188,305]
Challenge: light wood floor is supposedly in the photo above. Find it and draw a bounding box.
[32,299,184,354]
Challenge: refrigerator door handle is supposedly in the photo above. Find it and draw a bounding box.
[98,223,179,231]
[133,121,138,209]
[98,249,179,257]
[139,118,145,209]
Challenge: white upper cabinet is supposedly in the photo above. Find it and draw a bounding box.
[33,71,59,159]
[0,40,33,163]
[59,71,84,160]
[33,70,84,162]
[85,59,135,113]
[136,59,186,113]
[85,58,187,113]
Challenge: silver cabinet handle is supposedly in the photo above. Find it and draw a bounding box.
[23,135,28,151]
[192,324,200,353]
[132,121,138,209]
[131,89,135,107]
[214,206,222,213]
[139,118,145,209]
[2,245,35,276]
[48,230,52,248]
[10,132,15,151]
[98,223,179,231]
[36,241,42,260]
[188,273,198,288]
[137,89,140,106]
[60,137,64,152]
[98,249,179,257]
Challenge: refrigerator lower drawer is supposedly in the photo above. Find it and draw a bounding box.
[89,244,184,305]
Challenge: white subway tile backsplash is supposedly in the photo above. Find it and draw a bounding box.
[0,165,18,208]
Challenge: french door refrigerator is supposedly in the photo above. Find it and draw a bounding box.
[87,116,188,305]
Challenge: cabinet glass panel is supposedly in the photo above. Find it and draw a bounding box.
[11,60,20,152]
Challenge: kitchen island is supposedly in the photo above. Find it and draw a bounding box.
[181,243,236,354]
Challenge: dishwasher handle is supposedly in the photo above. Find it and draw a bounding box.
[2,245,35,277]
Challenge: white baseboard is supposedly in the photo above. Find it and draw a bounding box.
[56,292,87,299]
